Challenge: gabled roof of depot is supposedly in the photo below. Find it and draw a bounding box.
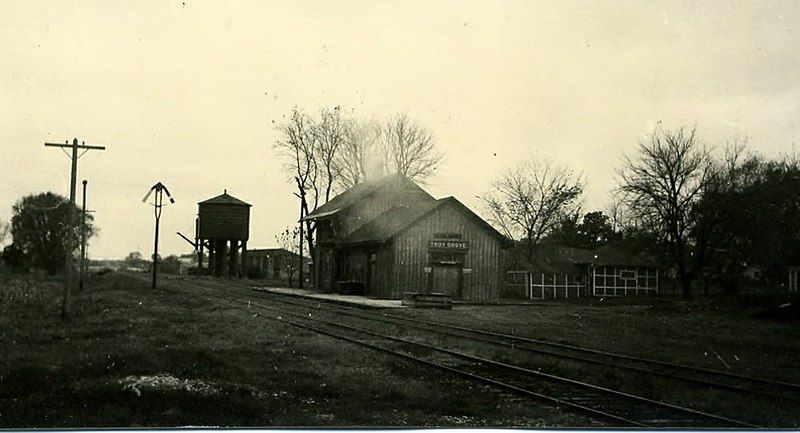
[303,173,432,221]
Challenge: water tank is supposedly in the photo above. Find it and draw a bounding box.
[197,191,251,241]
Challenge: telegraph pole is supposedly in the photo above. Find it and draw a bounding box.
[298,196,304,289]
[79,180,94,290]
[153,191,161,289]
[294,176,305,289]
[143,182,175,289]
[45,139,105,321]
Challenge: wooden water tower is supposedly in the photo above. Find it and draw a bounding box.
[197,190,251,277]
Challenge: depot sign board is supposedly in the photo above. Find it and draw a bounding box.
[428,240,469,251]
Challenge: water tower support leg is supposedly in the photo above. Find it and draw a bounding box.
[229,240,239,278]
[241,241,248,278]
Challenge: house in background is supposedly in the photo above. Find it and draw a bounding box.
[246,248,311,284]
[504,244,659,300]
[302,174,510,302]
[177,253,198,275]
[505,248,587,299]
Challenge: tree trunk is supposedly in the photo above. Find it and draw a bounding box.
[525,232,534,262]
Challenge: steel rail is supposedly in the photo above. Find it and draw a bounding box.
[253,306,642,427]
[123,274,776,428]
[254,289,800,403]
[252,287,800,400]
[218,295,759,428]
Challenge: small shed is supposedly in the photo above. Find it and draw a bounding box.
[246,248,312,284]
[504,244,659,300]
[588,245,659,296]
[197,190,251,277]
[504,249,587,299]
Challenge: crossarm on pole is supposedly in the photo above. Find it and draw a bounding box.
[45,142,106,150]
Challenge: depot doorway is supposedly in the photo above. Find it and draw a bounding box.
[431,265,462,298]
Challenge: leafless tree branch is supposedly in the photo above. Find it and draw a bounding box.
[484,157,583,260]
[380,114,443,183]
[616,125,711,298]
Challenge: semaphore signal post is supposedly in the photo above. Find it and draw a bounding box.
[44,138,105,321]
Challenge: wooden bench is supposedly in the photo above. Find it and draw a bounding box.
[401,292,452,309]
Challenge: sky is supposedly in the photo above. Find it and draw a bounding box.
[1,0,798,259]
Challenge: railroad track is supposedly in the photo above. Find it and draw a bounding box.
[250,288,800,404]
[137,275,785,426]
[211,292,758,428]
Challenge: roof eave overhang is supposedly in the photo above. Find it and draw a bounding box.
[301,209,340,222]
[335,238,390,248]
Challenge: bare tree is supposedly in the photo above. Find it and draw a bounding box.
[275,108,319,263]
[331,113,443,189]
[276,226,300,286]
[276,108,443,283]
[690,138,757,294]
[314,106,348,201]
[380,114,443,182]
[333,119,381,190]
[484,157,583,260]
[618,126,711,298]
[605,198,631,234]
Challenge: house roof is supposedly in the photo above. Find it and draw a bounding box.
[303,173,432,221]
[588,244,657,267]
[339,196,511,246]
[198,191,251,206]
[248,248,311,261]
[248,248,292,253]
[506,251,580,275]
[507,243,657,273]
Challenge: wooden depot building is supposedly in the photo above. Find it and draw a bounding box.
[302,174,510,302]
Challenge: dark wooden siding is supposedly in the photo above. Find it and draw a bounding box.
[341,248,368,283]
[328,244,395,298]
[198,203,250,240]
[372,243,394,298]
[316,220,333,243]
[391,204,501,302]
[314,245,336,292]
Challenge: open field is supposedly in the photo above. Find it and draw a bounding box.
[400,294,800,384]
[0,272,590,428]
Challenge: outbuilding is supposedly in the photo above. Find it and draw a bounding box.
[504,244,659,299]
[246,247,312,283]
[303,174,510,302]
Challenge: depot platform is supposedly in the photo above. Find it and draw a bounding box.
[253,287,404,309]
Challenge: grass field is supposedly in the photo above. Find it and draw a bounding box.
[399,293,800,383]
[182,274,800,426]
[0,272,592,428]
[393,290,800,426]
